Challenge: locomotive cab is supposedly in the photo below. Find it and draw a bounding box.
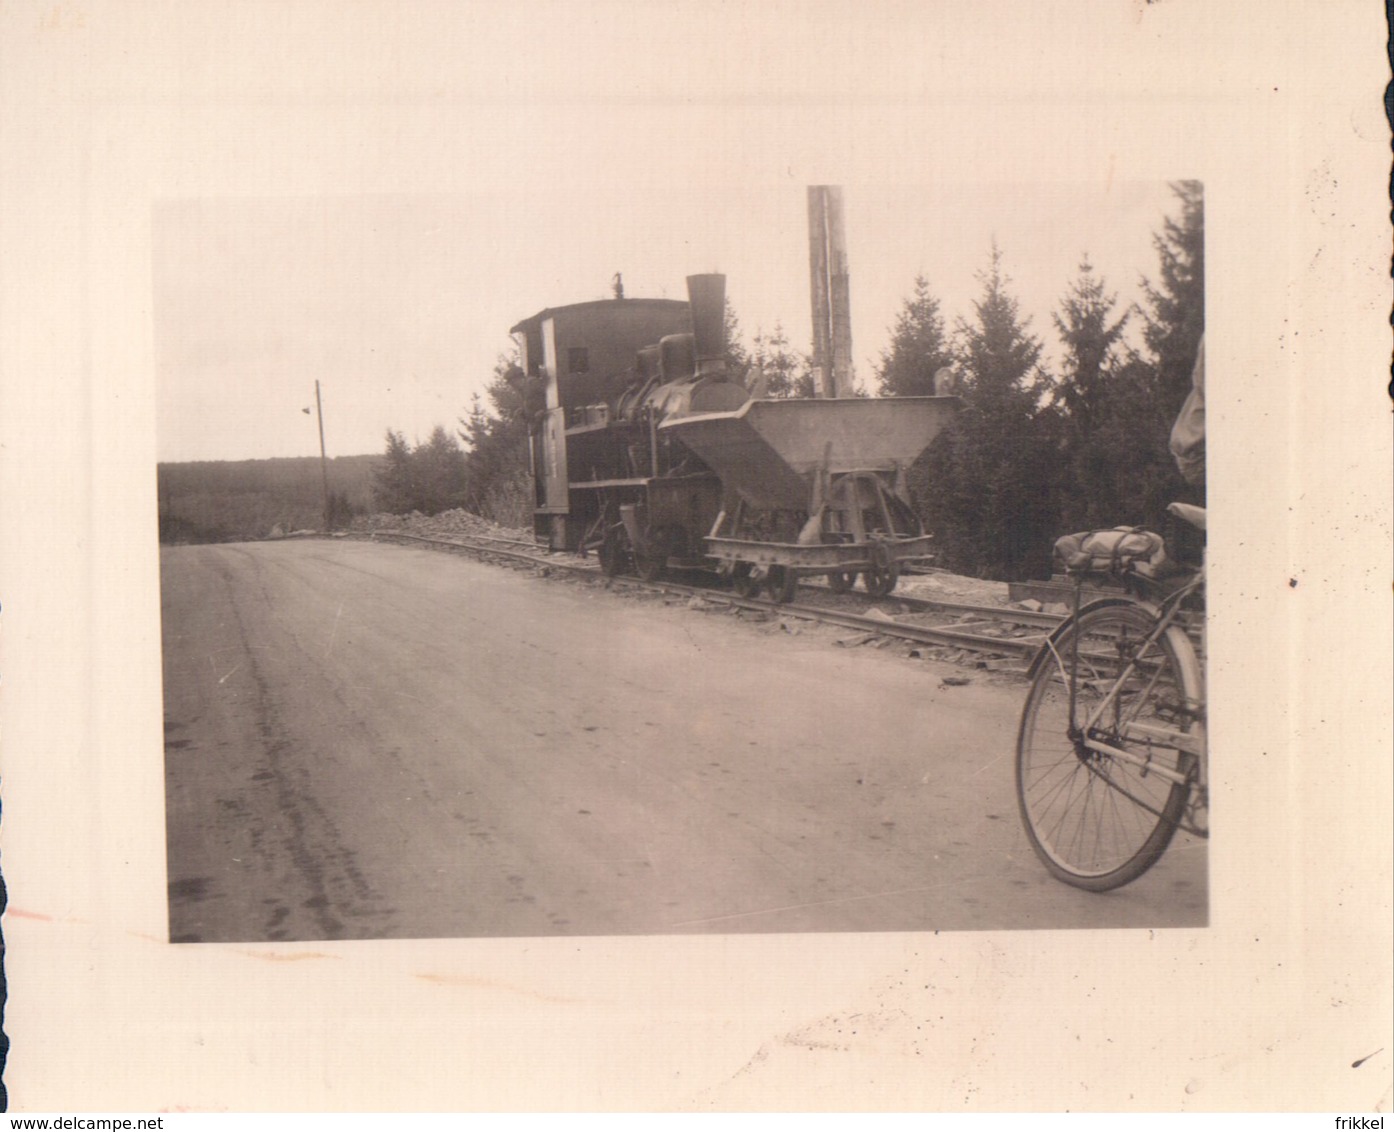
[510,275,743,553]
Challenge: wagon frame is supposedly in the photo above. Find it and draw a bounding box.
[659,395,961,601]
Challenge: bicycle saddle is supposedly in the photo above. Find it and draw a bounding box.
[1167,501,1207,531]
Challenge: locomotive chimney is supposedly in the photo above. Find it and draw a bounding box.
[686,273,727,379]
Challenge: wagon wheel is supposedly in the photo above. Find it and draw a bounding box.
[862,537,900,597]
[765,565,799,604]
[634,525,669,582]
[827,570,856,594]
[861,563,900,597]
[597,526,628,577]
[636,547,667,582]
[730,562,759,598]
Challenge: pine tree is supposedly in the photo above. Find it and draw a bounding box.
[457,355,533,525]
[1097,354,1183,530]
[1051,257,1132,530]
[416,425,468,514]
[1053,256,1130,436]
[1044,184,1204,549]
[373,428,417,514]
[749,322,814,398]
[1127,181,1207,545]
[1140,180,1205,418]
[875,275,954,397]
[956,244,1047,404]
[722,297,749,376]
[919,245,1057,580]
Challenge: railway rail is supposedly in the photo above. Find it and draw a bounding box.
[336,527,1058,666]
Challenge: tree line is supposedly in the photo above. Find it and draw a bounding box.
[374,181,1203,580]
[158,455,377,544]
[911,181,1204,579]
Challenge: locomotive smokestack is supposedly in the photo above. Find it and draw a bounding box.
[686,273,727,378]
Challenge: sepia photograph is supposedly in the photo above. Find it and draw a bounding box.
[2,0,1388,1116]
[157,182,1208,943]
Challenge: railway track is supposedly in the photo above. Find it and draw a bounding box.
[337,528,1059,667]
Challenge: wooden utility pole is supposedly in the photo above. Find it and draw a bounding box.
[315,379,331,530]
[808,188,832,397]
[807,185,854,398]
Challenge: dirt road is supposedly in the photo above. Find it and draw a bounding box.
[161,539,1206,941]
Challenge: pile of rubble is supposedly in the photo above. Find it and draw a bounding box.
[895,569,1011,607]
[350,508,532,543]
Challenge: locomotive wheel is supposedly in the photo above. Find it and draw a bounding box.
[766,565,799,604]
[827,570,855,594]
[730,562,759,598]
[861,563,900,598]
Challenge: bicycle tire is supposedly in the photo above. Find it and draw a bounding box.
[1015,600,1203,891]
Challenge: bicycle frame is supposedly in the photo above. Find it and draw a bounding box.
[1045,567,1206,812]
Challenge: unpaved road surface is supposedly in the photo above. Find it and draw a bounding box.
[161,539,1207,942]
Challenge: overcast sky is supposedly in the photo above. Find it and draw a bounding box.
[131,2,1218,464]
[154,180,1182,462]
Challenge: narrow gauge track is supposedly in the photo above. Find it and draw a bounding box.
[340,529,1057,663]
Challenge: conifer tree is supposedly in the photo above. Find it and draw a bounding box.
[749,322,814,398]
[920,245,1057,580]
[373,425,468,516]
[1051,257,1132,530]
[875,275,954,397]
[1140,180,1205,419]
[1134,180,1206,537]
[457,356,533,525]
[722,297,749,376]
[416,425,468,514]
[373,428,417,514]
[1053,256,1130,437]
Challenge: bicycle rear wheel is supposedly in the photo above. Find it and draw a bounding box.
[1016,601,1203,891]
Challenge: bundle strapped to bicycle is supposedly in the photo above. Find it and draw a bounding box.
[1053,526,1168,582]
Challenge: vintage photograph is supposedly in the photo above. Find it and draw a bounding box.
[157,181,1208,943]
[5,0,1386,1115]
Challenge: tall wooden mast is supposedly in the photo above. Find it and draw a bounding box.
[808,185,854,398]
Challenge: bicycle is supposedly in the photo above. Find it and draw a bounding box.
[1015,502,1208,891]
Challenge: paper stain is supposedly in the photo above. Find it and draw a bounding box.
[723,1008,909,1090]
[6,908,54,921]
[233,948,340,962]
[38,4,88,32]
[412,971,581,1004]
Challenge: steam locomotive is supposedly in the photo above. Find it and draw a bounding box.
[509,274,958,601]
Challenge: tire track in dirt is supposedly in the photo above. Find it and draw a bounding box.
[216,549,397,941]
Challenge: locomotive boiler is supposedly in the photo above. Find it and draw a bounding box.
[510,273,959,601]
